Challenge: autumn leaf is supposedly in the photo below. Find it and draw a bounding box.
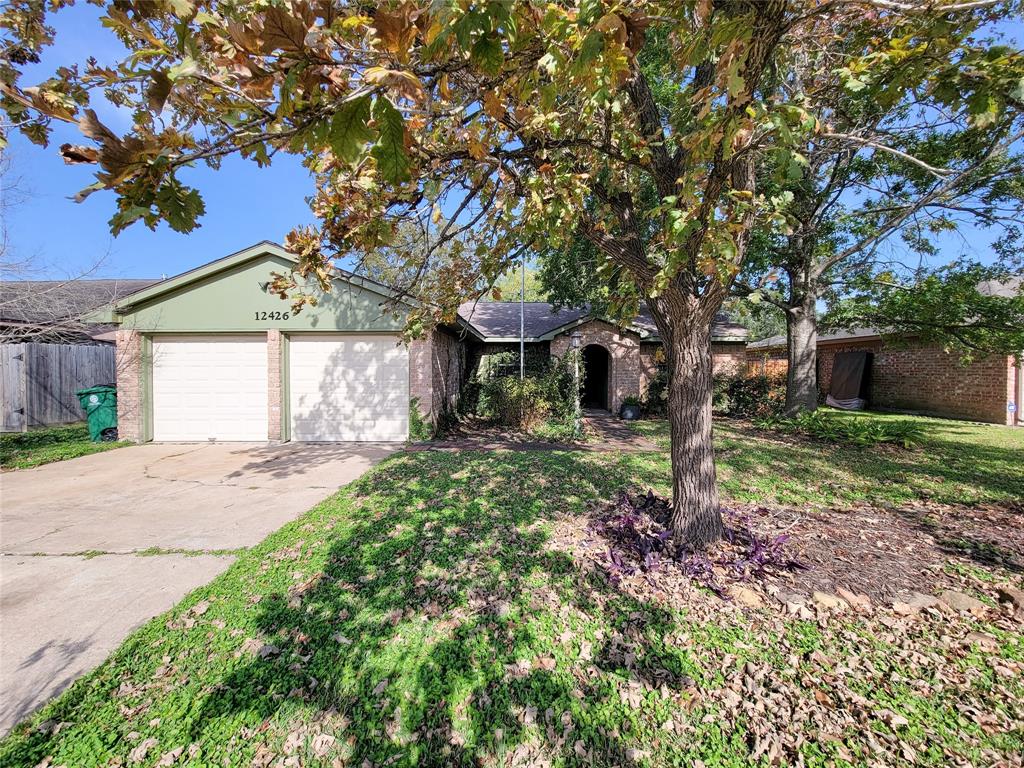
[471,34,504,76]
[146,70,172,112]
[371,4,419,63]
[364,66,425,102]
[59,144,99,164]
[261,6,309,53]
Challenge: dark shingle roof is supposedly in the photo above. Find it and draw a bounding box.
[747,327,882,350]
[0,279,161,325]
[457,302,748,341]
[457,302,589,339]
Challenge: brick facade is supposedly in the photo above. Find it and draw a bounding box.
[409,327,467,426]
[267,329,282,440]
[711,342,747,377]
[549,328,748,412]
[745,337,1019,425]
[550,319,641,413]
[115,329,143,442]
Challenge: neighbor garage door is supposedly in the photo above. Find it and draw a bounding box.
[151,335,268,441]
[289,335,409,442]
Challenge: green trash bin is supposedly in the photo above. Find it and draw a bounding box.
[77,384,118,442]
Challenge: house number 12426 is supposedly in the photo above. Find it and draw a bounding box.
[254,311,290,320]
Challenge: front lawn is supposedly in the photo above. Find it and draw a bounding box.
[0,423,125,470]
[630,410,1024,507]
[3,426,1021,767]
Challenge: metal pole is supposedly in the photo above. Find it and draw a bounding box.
[520,252,525,381]
[574,346,581,435]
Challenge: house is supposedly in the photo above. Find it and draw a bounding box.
[456,301,748,412]
[97,241,749,443]
[746,328,1022,426]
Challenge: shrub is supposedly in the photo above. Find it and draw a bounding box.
[409,398,434,441]
[480,376,549,430]
[642,368,669,417]
[755,410,926,448]
[717,373,787,418]
[474,349,583,434]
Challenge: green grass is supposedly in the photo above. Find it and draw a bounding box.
[2,441,1021,767]
[0,423,125,470]
[630,410,1024,507]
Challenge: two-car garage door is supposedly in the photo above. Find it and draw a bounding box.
[150,334,408,442]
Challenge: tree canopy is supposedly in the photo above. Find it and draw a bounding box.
[4,0,1022,545]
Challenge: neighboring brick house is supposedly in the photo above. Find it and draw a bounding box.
[746,328,1023,426]
[457,302,749,414]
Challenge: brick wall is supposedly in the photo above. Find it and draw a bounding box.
[745,338,1017,425]
[551,319,640,413]
[639,342,661,395]
[430,328,466,420]
[267,329,282,440]
[409,327,468,427]
[745,347,789,377]
[409,334,432,420]
[711,342,746,376]
[115,329,143,442]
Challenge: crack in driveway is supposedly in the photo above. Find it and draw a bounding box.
[1,547,245,558]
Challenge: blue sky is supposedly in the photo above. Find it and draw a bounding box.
[6,3,316,280]
[4,6,1021,281]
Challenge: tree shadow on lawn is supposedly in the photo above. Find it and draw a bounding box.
[177,450,737,767]
[101,450,745,768]
[712,421,1024,507]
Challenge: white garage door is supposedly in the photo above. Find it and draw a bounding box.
[152,336,268,441]
[289,335,409,442]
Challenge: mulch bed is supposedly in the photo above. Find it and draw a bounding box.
[551,490,1023,606]
[772,499,1023,600]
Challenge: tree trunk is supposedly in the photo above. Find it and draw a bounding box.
[785,294,818,415]
[663,321,722,549]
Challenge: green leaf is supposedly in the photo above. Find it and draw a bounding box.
[167,57,198,82]
[471,34,504,76]
[109,206,151,235]
[371,98,411,183]
[155,179,206,233]
[330,96,374,165]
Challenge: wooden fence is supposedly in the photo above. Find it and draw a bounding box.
[1,343,116,432]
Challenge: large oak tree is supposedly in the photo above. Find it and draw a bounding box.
[2,0,1017,547]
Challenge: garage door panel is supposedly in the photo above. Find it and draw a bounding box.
[289,335,409,442]
[152,336,268,441]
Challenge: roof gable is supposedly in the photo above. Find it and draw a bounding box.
[107,241,410,312]
[98,242,410,334]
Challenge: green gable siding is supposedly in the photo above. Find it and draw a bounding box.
[117,254,407,333]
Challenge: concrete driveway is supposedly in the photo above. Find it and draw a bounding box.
[0,441,397,734]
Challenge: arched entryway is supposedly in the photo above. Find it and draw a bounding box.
[581,344,611,410]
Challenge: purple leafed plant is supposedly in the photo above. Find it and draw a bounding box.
[593,492,803,597]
